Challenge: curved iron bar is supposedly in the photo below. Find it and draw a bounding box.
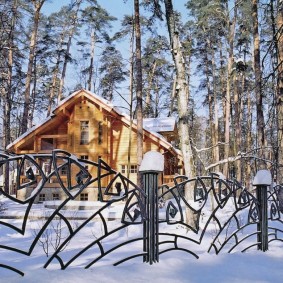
[113,252,147,266]
[241,243,261,252]
[226,228,259,253]
[157,233,200,259]
[159,248,199,259]
[86,237,146,268]
[0,264,24,277]
[265,184,283,244]
[158,232,201,246]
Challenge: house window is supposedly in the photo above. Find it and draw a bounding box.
[80,121,89,145]
[121,165,126,174]
[80,193,88,201]
[120,164,137,174]
[130,165,137,173]
[39,194,46,202]
[98,122,103,144]
[53,193,60,200]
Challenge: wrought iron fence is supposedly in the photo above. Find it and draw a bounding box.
[0,150,282,277]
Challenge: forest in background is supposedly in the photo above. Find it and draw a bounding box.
[0,0,283,188]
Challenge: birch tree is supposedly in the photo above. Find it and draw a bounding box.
[163,0,197,227]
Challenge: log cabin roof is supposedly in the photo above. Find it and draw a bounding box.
[7,89,182,158]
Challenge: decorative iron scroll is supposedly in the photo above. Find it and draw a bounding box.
[0,150,146,276]
[157,173,283,257]
[267,184,283,244]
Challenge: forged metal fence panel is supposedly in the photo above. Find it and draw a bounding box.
[157,174,261,256]
[1,150,283,277]
[0,150,146,276]
[156,173,283,258]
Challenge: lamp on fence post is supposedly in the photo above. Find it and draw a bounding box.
[139,151,164,265]
[253,170,272,252]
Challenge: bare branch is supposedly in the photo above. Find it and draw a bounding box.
[192,142,229,153]
[204,149,275,171]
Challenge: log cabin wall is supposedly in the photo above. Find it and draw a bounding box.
[7,90,181,202]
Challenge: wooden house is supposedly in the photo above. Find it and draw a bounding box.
[7,89,182,202]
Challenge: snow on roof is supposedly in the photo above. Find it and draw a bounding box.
[143,117,176,133]
[58,89,113,109]
[6,116,52,150]
[7,89,110,151]
[7,90,180,157]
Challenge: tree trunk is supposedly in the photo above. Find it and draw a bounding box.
[252,0,265,168]
[134,0,143,187]
[168,76,177,117]
[87,29,95,92]
[127,20,135,184]
[3,0,18,193]
[47,36,64,117]
[211,46,219,172]
[58,0,81,102]
[223,1,237,177]
[206,38,216,170]
[276,0,283,180]
[144,60,157,118]
[164,0,196,228]
[21,0,45,134]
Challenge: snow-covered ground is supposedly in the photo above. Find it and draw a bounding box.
[1,195,283,283]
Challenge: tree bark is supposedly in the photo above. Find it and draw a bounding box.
[234,73,241,181]
[58,0,81,102]
[223,1,237,177]
[252,0,266,168]
[134,0,143,187]
[127,20,135,184]
[164,0,196,228]
[47,36,64,117]
[3,0,18,193]
[276,0,283,179]
[144,60,157,118]
[211,46,219,172]
[21,0,45,134]
[87,29,95,92]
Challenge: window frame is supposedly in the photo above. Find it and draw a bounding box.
[80,193,89,201]
[52,193,60,200]
[120,164,137,174]
[39,194,46,202]
[80,121,89,145]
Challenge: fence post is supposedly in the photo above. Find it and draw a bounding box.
[139,151,164,265]
[253,170,272,252]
